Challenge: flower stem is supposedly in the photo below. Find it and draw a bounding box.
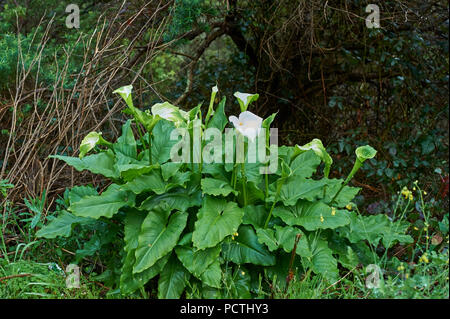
[241,163,247,206]
[329,159,362,205]
[264,178,285,228]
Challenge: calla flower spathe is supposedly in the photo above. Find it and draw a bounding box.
[79,132,112,158]
[229,111,263,142]
[234,92,259,112]
[113,85,133,107]
[151,102,187,126]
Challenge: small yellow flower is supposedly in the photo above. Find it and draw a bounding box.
[413,187,416,191]
[423,191,427,195]
[331,207,336,216]
[320,214,324,223]
[241,271,245,276]
[413,226,419,231]
[234,232,239,237]
[409,194,413,201]
[424,227,428,232]
[345,204,352,210]
[419,253,429,263]
[397,264,405,271]
[405,273,409,279]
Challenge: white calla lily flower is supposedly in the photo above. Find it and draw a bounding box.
[229,111,263,142]
[234,92,259,112]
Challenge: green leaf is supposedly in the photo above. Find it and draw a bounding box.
[69,184,135,219]
[151,120,178,164]
[289,150,321,178]
[50,150,119,179]
[323,178,361,207]
[114,120,137,159]
[68,185,98,205]
[123,170,177,195]
[222,225,276,266]
[201,177,237,197]
[175,245,221,281]
[273,200,350,231]
[157,254,190,299]
[192,197,244,250]
[200,259,222,289]
[118,163,159,182]
[256,225,302,253]
[294,139,333,177]
[139,188,202,212]
[207,97,228,132]
[161,162,182,181]
[134,207,188,273]
[120,249,169,295]
[36,210,93,239]
[242,205,267,228]
[124,209,146,251]
[338,212,413,248]
[297,234,339,282]
[268,176,327,206]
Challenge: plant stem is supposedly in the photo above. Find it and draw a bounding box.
[264,178,285,228]
[329,159,362,205]
[148,132,152,165]
[241,163,247,206]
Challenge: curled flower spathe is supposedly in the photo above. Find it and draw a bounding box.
[234,92,259,112]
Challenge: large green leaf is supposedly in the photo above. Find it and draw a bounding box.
[69,184,135,219]
[192,197,244,250]
[139,188,202,212]
[207,97,227,132]
[50,150,119,179]
[151,120,178,164]
[120,209,169,294]
[337,212,413,248]
[120,249,169,295]
[161,162,183,181]
[297,234,339,282]
[123,209,146,251]
[201,177,237,197]
[175,245,221,281]
[134,208,188,273]
[273,200,350,231]
[114,119,137,160]
[256,225,303,253]
[158,254,190,299]
[68,185,98,205]
[268,176,327,205]
[289,150,321,178]
[124,169,189,196]
[242,205,267,228]
[323,178,361,207]
[118,163,158,182]
[200,259,222,289]
[36,210,94,239]
[222,225,276,266]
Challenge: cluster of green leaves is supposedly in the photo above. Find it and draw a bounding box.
[36,86,413,298]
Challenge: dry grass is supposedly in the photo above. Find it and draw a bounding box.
[0,1,175,213]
